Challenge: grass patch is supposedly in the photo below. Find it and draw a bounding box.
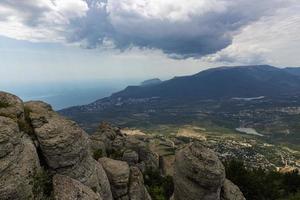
[93,149,103,160]
[0,101,10,108]
[107,149,124,160]
[144,169,174,200]
[32,168,54,200]
[225,159,300,200]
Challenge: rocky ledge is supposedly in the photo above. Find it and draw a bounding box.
[0,91,245,200]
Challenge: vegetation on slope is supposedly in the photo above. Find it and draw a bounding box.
[143,169,174,200]
[225,160,300,200]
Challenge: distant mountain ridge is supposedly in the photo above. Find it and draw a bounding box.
[59,65,300,133]
[140,78,162,86]
[110,65,300,100]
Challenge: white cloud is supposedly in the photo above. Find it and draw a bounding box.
[203,2,300,66]
[0,0,299,64]
[0,0,88,42]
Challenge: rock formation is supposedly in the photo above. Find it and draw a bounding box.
[99,157,151,200]
[90,124,159,172]
[173,142,245,200]
[128,166,151,200]
[25,101,113,200]
[53,174,102,200]
[221,179,246,200]
[99,158,130,199]
[0,91,245,200]
[0,92,41,200]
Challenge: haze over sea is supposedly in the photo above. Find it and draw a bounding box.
[1,79,142,110]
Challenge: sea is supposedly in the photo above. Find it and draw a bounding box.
[1,79,142,110]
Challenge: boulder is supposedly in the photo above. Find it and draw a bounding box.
[129,166,152,200]
[122,150,139,165]
[122,136,159,171]
[90,123,159,171]
[173,142,225,200]
[0,92,24,121]
[53,174,102,200]
[221,179,246,200]
[99,158,130,199]
[0,116,40,199]
[90,122,120,156]
[25,101,113,200]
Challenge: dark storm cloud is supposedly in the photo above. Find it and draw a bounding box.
[67,0,289,58]
[0,0,293,59]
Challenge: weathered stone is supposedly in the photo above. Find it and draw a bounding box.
[173,142,225,200]
[0,92,24,121]
[91,123,159,171]
[53,174,102,200]
[90,122,120,157]
[123,136,159,170]
[221,179,246,200]
[122,150,139,165]
[25,101,113,200]
[0,116,40,200]
[129,166,152,200]
[99,157,130,200]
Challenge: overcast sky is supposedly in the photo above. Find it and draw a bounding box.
[0,0,300,84]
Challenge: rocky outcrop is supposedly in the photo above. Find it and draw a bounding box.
[90,122,120,157]
[99,158,130,199]
[173,142,246,200]
[122,150,139,165]
[221,179,246,200]
[173,142,226,200]
[90,124,159,172]
[0,92,41,200]
[99,158,152,200]
[128,166,151,200]
[53,174,102,200]
[0,92,24,121]
[25,101,113,200]
[0,92,245,200]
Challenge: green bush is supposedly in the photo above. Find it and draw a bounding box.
[0,102,10,108]
[144,169,174,200]
[32,168,54,200]
[18,106,35,136]
[107,149,123,160]
[224,160,300,200]
[93,149,103,160]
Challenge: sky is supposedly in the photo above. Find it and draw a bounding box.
[0,0,300,84]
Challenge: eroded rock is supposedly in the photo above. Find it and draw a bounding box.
[25,101,113,200]
[173,142,225,200]
[129,166,151,200]
[122,150,139,165]
[221,179,246,200]
[53,174,102,200]
[0,116,40,199]
[99,157,130,200]
[0,92,24,121]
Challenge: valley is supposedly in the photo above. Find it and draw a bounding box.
[60,66,300,174]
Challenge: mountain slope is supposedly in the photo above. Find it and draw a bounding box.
[111,65,300,100]
[59,65,300,134]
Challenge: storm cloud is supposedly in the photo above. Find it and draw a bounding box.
[0,0,296,58]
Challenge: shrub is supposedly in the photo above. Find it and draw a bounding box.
[0,102,10,108]
[224,160,300,200]
[32,168,54,200]
[18,106,35,136]
[93,149,103,160]
[107,149,123,160]
[144,169,174,200]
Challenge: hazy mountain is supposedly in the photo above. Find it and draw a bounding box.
[60,65,300,134]
[140,78,162,87]
[284,67,300,77]
[111,65,300,100]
